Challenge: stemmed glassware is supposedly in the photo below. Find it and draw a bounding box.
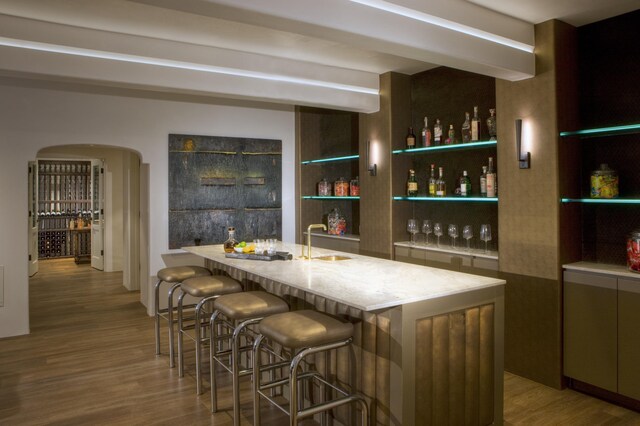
[422,220,433,246]
[433,223,443,247]
[407,219,418,245]
[463,225,473,251]
[480,224,492,253]
[448,224,458,249]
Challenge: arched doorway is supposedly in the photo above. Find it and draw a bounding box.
[30,145,148,292]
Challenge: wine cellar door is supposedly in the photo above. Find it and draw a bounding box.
[91,159,104,271]
[28,161,39,277]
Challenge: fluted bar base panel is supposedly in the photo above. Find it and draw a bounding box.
[205,259,504,426]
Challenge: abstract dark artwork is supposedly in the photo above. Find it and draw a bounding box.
[168,134,282,249]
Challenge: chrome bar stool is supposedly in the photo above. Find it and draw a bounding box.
[210,291,289,426]
[154,265,211,367]
[177,275,242,394]
[253,310,369,426]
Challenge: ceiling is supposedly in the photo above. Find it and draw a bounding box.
[0,0,636,112]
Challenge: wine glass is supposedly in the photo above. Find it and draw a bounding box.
[407,219,418,245]
[422,220,433,246]
[463,225,473,251]
[433,223,443,247]
[448,224,458,249]
[480,224,492,253]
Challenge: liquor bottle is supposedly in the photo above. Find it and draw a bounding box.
[428,164,437,197]
[436,167,446,197]
[446,124,455,145]
[486,157,497,197]
[480,166,488,197]
[407,169,418,197]
[460,170,471,196]
[406,127,416,149]
[461,112,471,143]
[471,106,481,141]
[434,119,442,146]
[223,227,238,253]
[487,108,497,140]
[421,117,432,147]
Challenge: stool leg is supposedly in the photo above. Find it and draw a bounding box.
[154,279,163,355]
[232,318,262,426]
[210,311,222,413]
[253,334,265,426]
[167,283,181,368]
[194,297,213,395]
[290,350,308,426]
[177,291,186,377]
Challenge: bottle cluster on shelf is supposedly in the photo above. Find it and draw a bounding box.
[317,176,359,197]
[406,157,497,198]
[406,106,497,149]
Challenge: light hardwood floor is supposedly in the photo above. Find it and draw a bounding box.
[1,259,638,425]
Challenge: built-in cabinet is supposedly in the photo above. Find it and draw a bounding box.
[563,266,640,401]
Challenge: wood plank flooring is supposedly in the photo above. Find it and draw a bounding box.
[0,259,638,425]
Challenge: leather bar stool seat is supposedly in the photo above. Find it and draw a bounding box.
[177,275,242,394]
[154,265,211,366]
[210,291,289,426]
[253,310,369,425]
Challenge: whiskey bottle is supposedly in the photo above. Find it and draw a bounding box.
[434,119,442,146]
[486,157,497,197]
[487,108,497,140]
[471,106,481,141]
[461,112,471,143]
[460,170,471,196]
[421,117,432,147]
[436,167,446,197]
[407,169,418,197]
[223,227,238,253]
[406,127,416,149]
[480,166,488,197]
[428,164,437,197]
[446,124,455,145]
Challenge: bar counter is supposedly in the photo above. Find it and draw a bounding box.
[184,243,505,426]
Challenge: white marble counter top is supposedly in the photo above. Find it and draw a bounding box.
[563,261,640,280]
[184,242,505,312]
[394,241,499,260]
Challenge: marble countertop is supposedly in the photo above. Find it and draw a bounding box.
[184,242,505,312]
[563,261,640,280]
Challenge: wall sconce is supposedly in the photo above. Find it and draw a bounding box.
[367,140,377,176]
[516,119,530,169]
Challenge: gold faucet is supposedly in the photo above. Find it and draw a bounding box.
[303,224,327,259]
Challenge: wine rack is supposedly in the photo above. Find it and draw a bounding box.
[37,160,92,260]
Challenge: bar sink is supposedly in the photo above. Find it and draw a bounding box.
[314,255,351,261]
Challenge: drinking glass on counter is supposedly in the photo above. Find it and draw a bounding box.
[480,224,492,253]
[463,225,473,251]
[407,219,418,245]
[267,239,277,256]
[434,223,443,247]
[448,224,458,249]
[422,220,433,246]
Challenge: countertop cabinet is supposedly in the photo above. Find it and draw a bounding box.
[618,278,640,400]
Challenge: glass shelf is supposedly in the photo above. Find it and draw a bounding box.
[302,196,360,200]
[559,123,640,138]
[561,198,640,204]
[301,154,359,165]
[392,140,496,155]
[394,196,498,202]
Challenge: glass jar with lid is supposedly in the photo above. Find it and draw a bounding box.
[627,230,640,273]
[590,163,619,198]
[317,178,332,196]
[349,176,360,196]
[334,177,349,197]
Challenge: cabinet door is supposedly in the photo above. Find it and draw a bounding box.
[563,271,617,392]
[618,277,640,400]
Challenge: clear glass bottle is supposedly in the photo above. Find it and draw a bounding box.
[471,106,481,141]
[436,167,446,197]
[406,127,416,149]
[223,227,238,253]
[461,112,471,143]
[486,157,497,198]
[421,117,432,147]
[460,170,471,196]
[407,169,418,197]
[480,166,488,197]
[434,119,442,146]
[486,108,497,140]
[428,164,437,197]
[446,124,455,145]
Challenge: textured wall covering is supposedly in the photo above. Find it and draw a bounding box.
[168,134,282,248]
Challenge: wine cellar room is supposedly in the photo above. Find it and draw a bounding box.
[30,145,146,292]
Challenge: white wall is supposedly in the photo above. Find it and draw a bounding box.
[0,79,296,338]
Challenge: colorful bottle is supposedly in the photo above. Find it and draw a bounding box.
[223,227,238,253]
[421,117,432,147]
[486,157,497,198]
[480,166,488,197]
[428,164,437,197]
[471,106,481,141]
[407,169,418,197]
[446,124,455,145]
[460,170,471,196]
[436,167,446,197]
[461,112,471,143]
[406,127,416,149]
[434,119,442,146]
